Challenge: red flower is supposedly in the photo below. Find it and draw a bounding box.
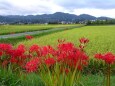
[94,53,103,59]
[45,58,56,67]
[10,45,25,57]
[103,52,115,64]
[25,35,33,40]
[79,37,89,44]
[0,43,12,52]
[95,52,115,64]
[0,51,2,56]
[25,58,40,73]
[10,57,18,63]
[42,45,55,56]
[57,42,89,69]
[29,44,40,53]
[58,42,74,52]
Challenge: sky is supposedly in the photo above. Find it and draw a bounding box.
[0,0,115,18]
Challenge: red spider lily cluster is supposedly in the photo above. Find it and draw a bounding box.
[0,38,115,74]
[95,52,115,86]
[25,35,33,40]
[0,38,115,86]
[95,52,115,64]
[0,38,89,73]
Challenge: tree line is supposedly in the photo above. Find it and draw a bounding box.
[86,19,115,25]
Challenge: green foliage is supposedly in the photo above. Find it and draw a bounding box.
[0,67,21,86]
[86,19,115,25]
[82,75,115,86]
[20,73,45,86]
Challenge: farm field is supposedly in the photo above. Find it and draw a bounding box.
[18,25,115,57]
[0,25,115,86]
[0,24,82,35]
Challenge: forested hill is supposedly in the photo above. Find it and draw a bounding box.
[0,12,113,24]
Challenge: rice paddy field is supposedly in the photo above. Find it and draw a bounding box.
[18,25,115,57]
[0,24,82,35]
[0,25,115,86]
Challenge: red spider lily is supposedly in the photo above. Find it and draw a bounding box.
[95,52,115,86]
[29,44,40,53]
[103,52,115,64]
[57,42,89,69]
[58,42,75,52]
[0,39,89,74]
[9,46,25,57]
[25,35,33,40]
[79,37,89,44]
[45,58,56,67]
[6,44,26,66]
[25,58,40,73]
[10,57,18,63]
[94,53,103,59]
[41,45,55,56]
[0,43,12,52]
[94,52,115,64]
[29,45,42,57]
[0,51,2,56]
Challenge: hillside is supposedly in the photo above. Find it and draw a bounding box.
[0,12,113,24]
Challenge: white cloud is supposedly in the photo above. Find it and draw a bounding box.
[53,0,115,9]
[0,0,65,15]
[0,0,115,18]
[72,8,115,18]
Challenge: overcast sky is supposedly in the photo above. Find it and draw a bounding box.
[0,0,115,18]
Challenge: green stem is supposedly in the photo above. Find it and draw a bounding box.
[47,67,53,86]
[70,60,80,86]
[106,64,111,86]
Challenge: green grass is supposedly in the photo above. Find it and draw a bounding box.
[0,24,82,35]
[17,25,115,57]
[81,74,115,86]
[0,67,115,86]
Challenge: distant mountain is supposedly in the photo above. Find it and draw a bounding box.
[79,14,96,20]
[97,16,112,20]
[0,12,114,24]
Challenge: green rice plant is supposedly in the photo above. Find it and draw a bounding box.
[0,24,82,35]
[18,25,115,57]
